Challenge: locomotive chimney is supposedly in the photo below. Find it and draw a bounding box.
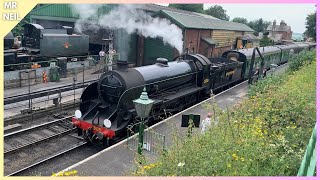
[116,60,128,70]
[156,58,169,66]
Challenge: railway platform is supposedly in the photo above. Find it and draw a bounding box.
[60,63,288,176]
[4,66,101,98]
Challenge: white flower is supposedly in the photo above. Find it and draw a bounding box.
[178,162,185,167]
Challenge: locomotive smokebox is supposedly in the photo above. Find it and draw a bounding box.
[116,60,129,70]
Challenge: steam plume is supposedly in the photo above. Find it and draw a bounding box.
[70,4,183,57]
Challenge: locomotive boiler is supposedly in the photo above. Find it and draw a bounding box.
[72,54,243,146]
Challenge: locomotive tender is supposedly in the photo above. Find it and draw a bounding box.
[4,23,89,71]
[22,23,89,58]
[72,43,315,146]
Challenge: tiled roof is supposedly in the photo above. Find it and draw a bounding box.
[266,25,291,32]
[160,10,254,32]
[201,37,217,45]
[242,34,259,40]
[29,4,253,32]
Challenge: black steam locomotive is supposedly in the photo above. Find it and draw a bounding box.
[72,54,243,146]
[4,23,89,71]
[72,43,315,146]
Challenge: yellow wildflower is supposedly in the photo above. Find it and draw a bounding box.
[232,154,239,160]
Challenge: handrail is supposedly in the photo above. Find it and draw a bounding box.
[297,124,316,176]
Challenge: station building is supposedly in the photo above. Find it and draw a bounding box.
[266,20,293,43]
[26,4,254,66]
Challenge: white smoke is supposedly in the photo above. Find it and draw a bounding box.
[70,4,183,55]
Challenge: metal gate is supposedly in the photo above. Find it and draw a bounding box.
[126,123,166,155]
[19,69,37,87]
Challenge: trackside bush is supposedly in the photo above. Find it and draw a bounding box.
[288,50,316,72]
[133,54,316,176]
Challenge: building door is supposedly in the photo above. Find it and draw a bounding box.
[143,37,174,65]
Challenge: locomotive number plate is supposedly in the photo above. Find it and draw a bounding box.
[93,126,101,132]
[203,78,209,84]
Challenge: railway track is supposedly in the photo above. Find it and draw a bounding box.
[8,136,128,176]
[4,79,97,105]
[3,116,87,176]
[4,117,73,154]
[7,142,88,176]
[4,100,80,128]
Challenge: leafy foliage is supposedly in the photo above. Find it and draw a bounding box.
[260,35,274,47]
[168,4,204,13]
[10,5,43,36]
[11,16,30,36]
[232,17,248,24]
[133,53,316,176]
[304,12,316,41]
[247,18,271,33]
[205,5,230,21]
[232,17,271,34]
[288,50,316,72]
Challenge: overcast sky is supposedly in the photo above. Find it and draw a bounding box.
[158,4,316,34]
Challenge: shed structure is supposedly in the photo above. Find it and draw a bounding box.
[27,4,254,65]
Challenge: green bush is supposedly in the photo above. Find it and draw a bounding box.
[133,60,316,176]
[288,50,316,72]
[249,49,316,98]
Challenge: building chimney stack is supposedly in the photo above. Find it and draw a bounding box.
[273,20,276,30]
[280,20,285,30]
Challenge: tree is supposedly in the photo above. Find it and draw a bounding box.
[260,34,274,47]
[11,5,41,36]
[247,18,271,33]
[304,12,316,41]
[168,4,204,13]
[11,16,29,36]
[204,5,229,21]
[232,17,248,25]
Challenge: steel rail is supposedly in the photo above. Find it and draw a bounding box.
[6,142,87,176]
[4,79,97,105]
[4,128,76,155]
[4,116,72,137]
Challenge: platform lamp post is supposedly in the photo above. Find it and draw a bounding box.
[133,87,154,155]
